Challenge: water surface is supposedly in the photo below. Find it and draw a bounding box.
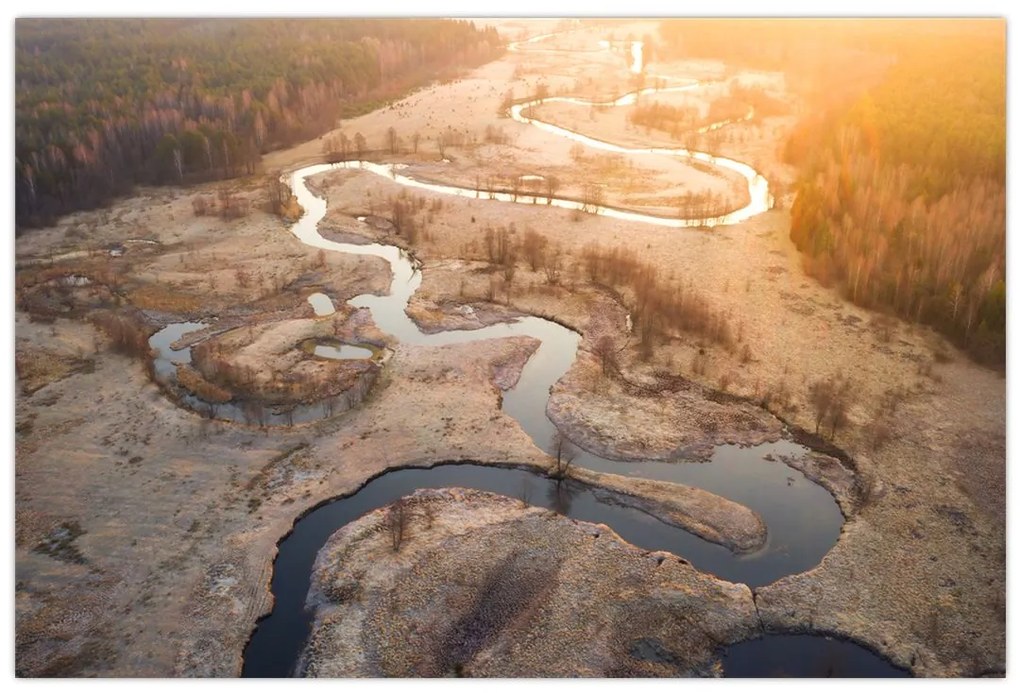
[722,634,910,678]
[148,321,208,380]
[306,292,335,316]
[171,32,859,677]
[239,150,843,674]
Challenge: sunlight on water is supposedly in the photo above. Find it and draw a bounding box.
[240,32,852,677]
[284,161,842,586]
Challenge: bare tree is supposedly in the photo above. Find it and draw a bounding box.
[239,398,261,428]
[544,249,563,285]
[354,132,366,160]
[549,430,577,479]
[808,372,855,439]
[386,126,398,155]
[509,175,521,202]
[581,183,604,214]
[484,225,515,266]
[544,175,560,205]
[521,228,547,271]
[387,498,408,551]
[500,89,515,114]
[592,335,620,377]
[501,261,516,303]
[949,282,964,320]
[266,174,290,216]
[828,378,856,440]
[391,197,415,241]
[808,378,835,436]
[484,225,496,263]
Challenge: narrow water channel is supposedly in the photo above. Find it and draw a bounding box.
[153,31,878,677]
[278,161,844,582]
[239,161,842,675]
[242,463,807,677]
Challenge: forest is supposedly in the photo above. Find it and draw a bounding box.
[628,83,788,141]
[659,19,1005,366]
[14,19,503,228]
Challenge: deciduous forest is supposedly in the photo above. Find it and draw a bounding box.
[15,18,503,229]
[659,19,1005,365]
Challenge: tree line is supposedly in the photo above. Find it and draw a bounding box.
[628,83,787,142]
[658,19,1005,366]
[15,18,503,229]
[785,22,1004,365]
[469,221,735,361]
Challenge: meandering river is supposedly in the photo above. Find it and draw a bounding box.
[157,30,900,677]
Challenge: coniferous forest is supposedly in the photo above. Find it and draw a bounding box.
[659,19,1005,365]
[15,18,503,229]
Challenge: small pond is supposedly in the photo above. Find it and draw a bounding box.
[307,292,336,317]
[300,338,376,361]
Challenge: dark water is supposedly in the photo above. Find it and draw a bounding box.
[722,634,910,678]
[135,31,877,676]
[241,461,847,678]
[148,321,207,380]
[241,464,719,677]
[230,160,847,677]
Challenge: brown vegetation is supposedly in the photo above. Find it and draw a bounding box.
[176,364,235,404]
[89,310,152,360]
[15,19,504,228]
[549,429,577,479]
[807,371,856,440]
[188,330,378,410]
[193,190,251,219]
[127,285,204,313]
[784,23,1004,365]
[266,175,303,220]
[629,84,786,142]
[387,498,409,551]
[579,242,734,358]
